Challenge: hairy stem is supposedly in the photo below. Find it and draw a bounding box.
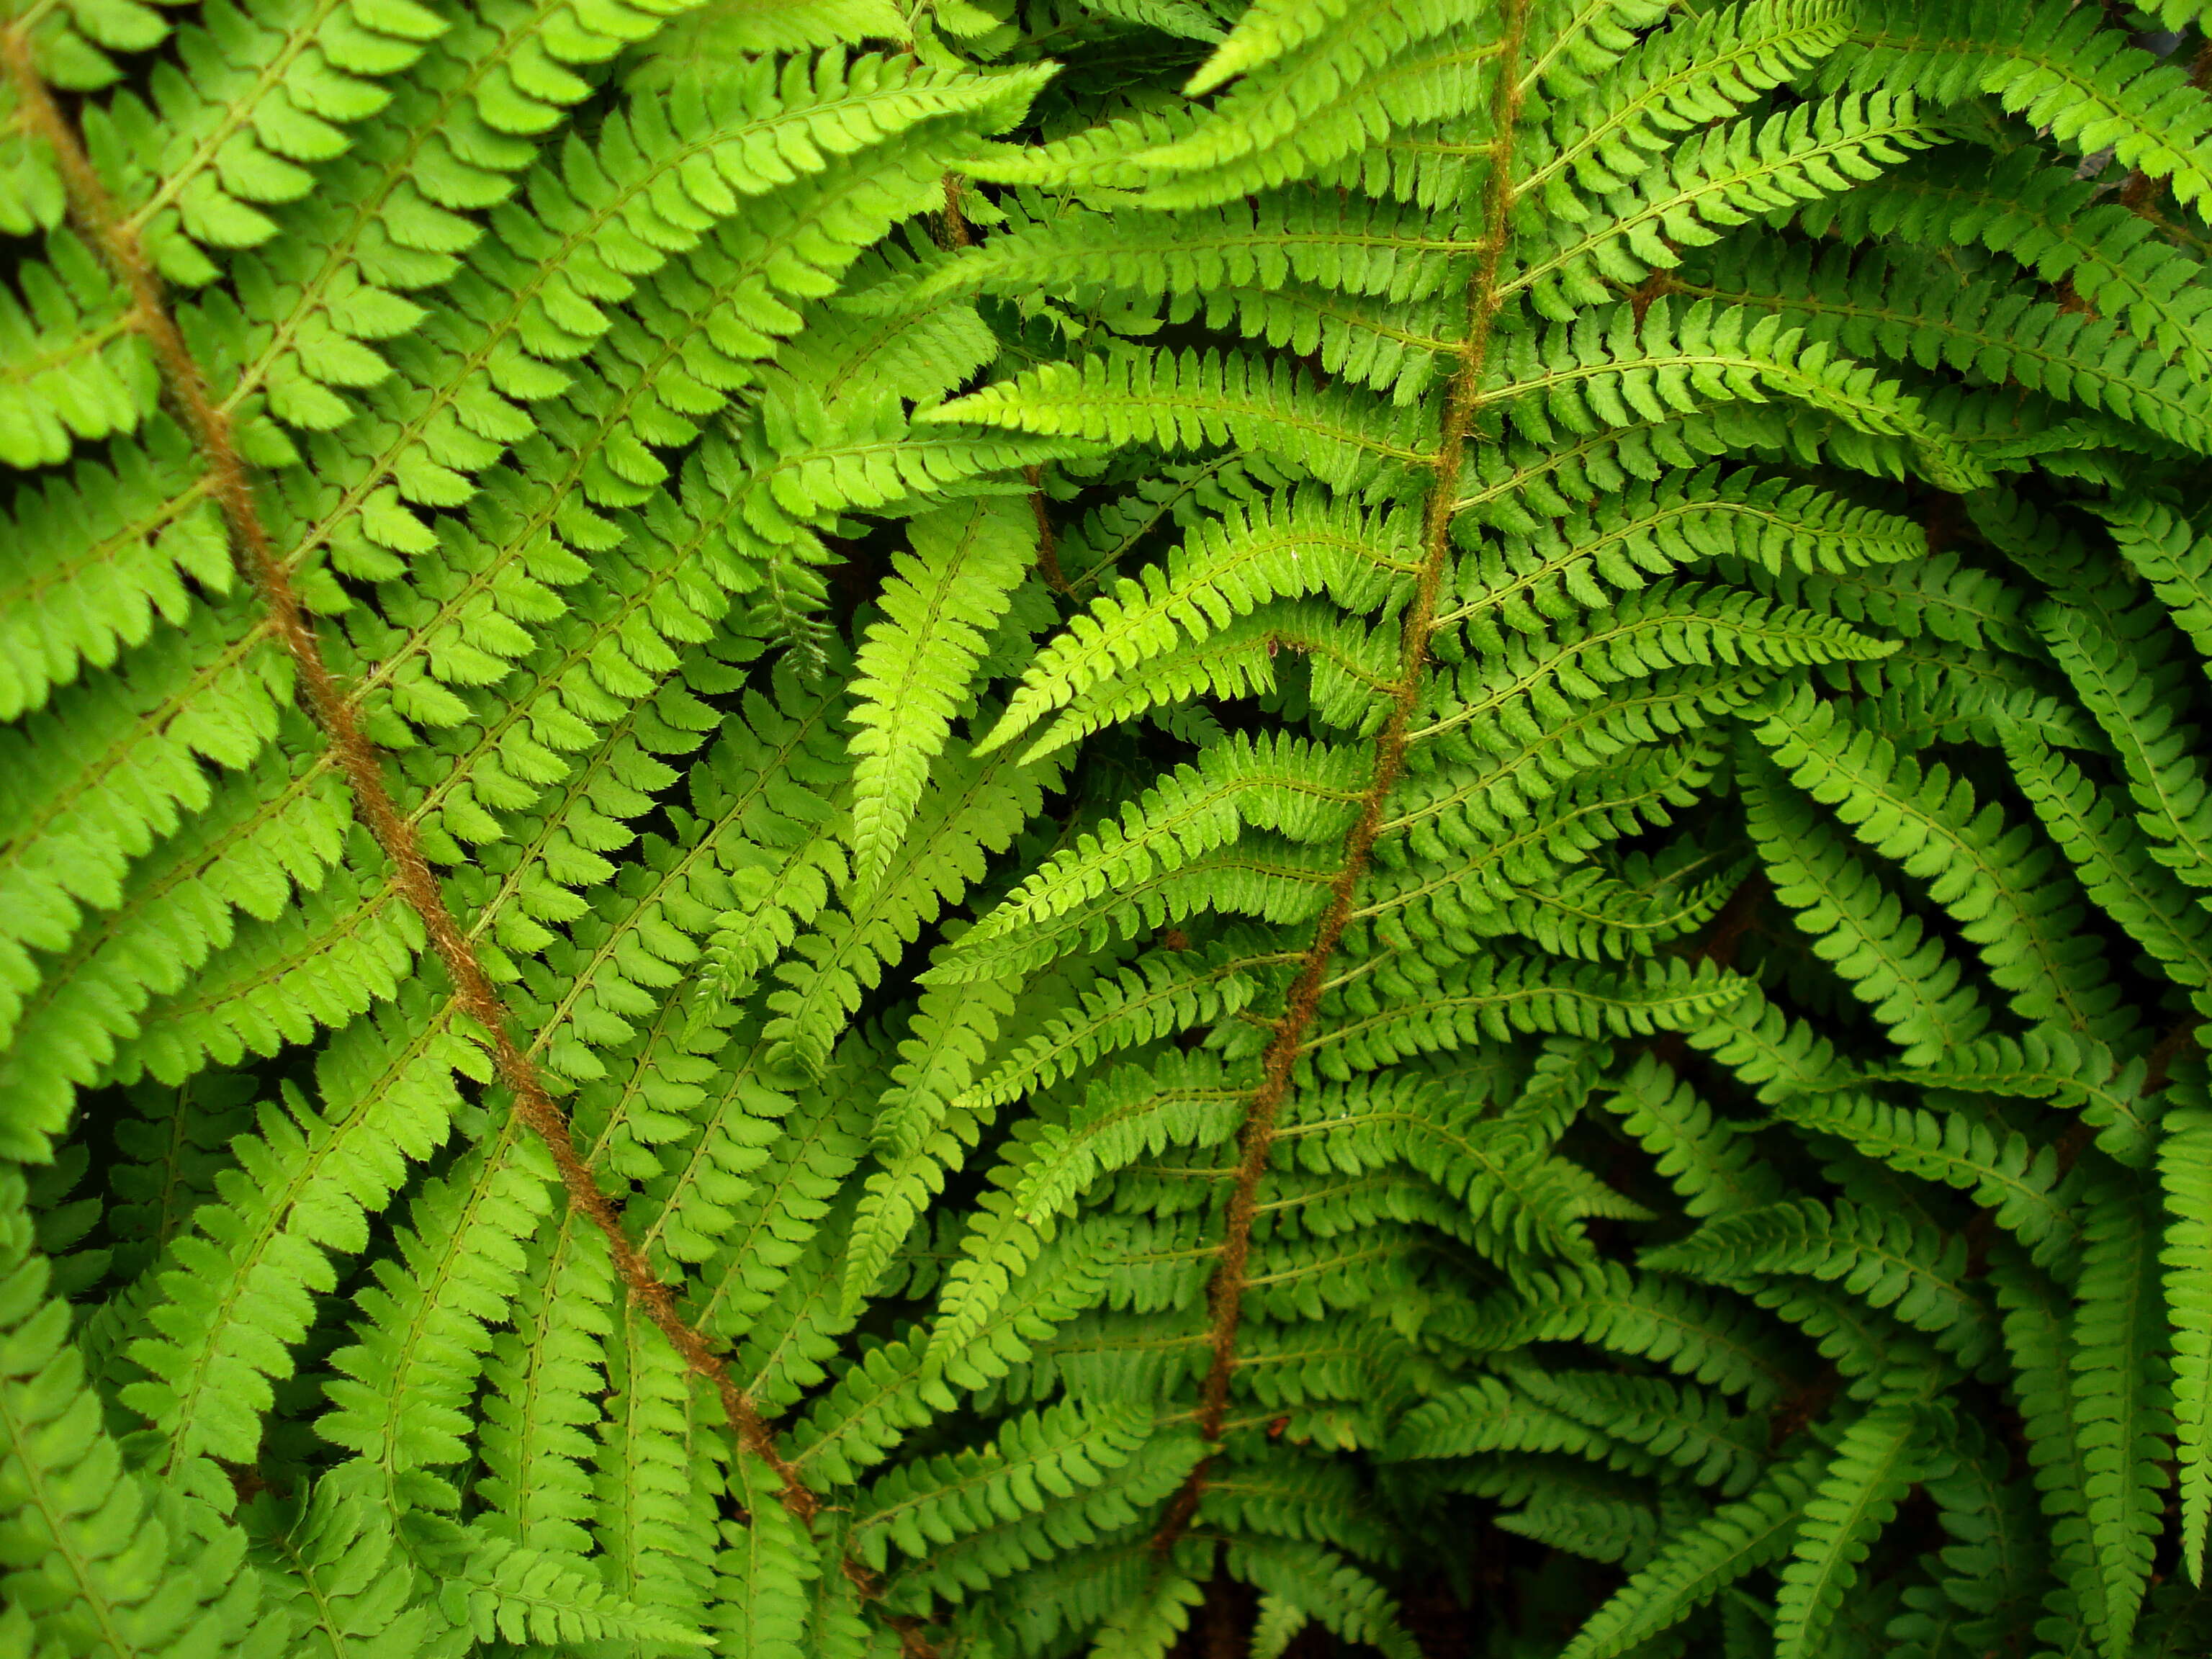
[0,29,819,1524]
[1151,0,1532,1552]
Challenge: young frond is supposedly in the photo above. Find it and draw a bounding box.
[844,498,1036,894]
[946,732,1364,974]
[927,347,1432,493]
[985,488,1417,756]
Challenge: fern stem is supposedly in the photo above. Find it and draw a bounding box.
[0,27,822,1527]
[1151,0,1534,1554]
[1026,464,1071,591]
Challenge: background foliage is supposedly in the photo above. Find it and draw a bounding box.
[9,0,2212,1655]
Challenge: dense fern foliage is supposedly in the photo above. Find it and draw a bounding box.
[11,0,2212,1653]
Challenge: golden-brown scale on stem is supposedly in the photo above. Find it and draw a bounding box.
[1150,3,1533,1556]
[940,172,976,246]
[0,24,820,1525]
[1026,465,1070,592]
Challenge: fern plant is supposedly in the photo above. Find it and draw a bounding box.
[9,0,2212,1654]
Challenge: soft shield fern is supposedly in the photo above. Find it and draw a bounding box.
[10,0,2212,1655]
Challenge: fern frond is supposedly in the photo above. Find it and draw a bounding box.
[760,733,1061,1069]
[1274,1074,1608,1260]
[1087,1567,1205,1659]
[0,417,225,724]
[840,968,1024,1310]
[711,1457,818,1659]
[845,498,1036,893]
[1013,596,1401,760]
[2009,733,2212,995]
[1596,1053,1786,1220]
[935,940,1260,1109]
[863,190,1476,318]
[1016,1051,1249,1221]
[2162,1107,2212,1583]
[1745,760,1990,1066]
[927,347,1432,492]
[949,732,1364,976]
[850,1399,1155,1573]
[1307,953,1750,1077]
[2038,597,2212,897]
[1822,0,2212,213]
[449,1527,712,1650]
[1224,1535,1419,1659]
[1644,1197,1995,1366]
[1485,298,1991,493]
[2069,1177,2174,1655]
[1509,94,1933,323]
[791,1220,1126,1483]
[1754,682,2127,1043]
[1678,240,2212,455]
[245,1480,438,1659]
[14,0,2212,1641]
[1991,1244,2115,1650]
[0,1166,288,1659]
[1763,1091,2074,1266]
[1772,1393,1928,1659]
[1506,1363,1765,1493]
[1438,1259,1802,1406]
[683,1057,872,1346]
[999,0,1508,208]
[884,1429,1203,1614]
[1519,0,1851,215]
[984,488,1417,756]
[1442,469,1923,657]
[1555,1442,1825,1659]
[1805,147,2212,382]
[477,1209,613,1556]
[114,1002,480,1507]
[1416,582,1895,748]
[319,1129,556,1514]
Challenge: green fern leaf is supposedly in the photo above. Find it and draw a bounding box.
[926,348,1432,492]
[2163,1107,2212,1583]
[2069,1178,2174,1655]
[1772,1392,1929,1659]
[845,498,1037,892]
[0,1166,289,1659]
[1557,1442,1825,1659]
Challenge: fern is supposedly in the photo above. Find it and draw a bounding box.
[1771,1390,1930,1659]
[14,0,2212,1647]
